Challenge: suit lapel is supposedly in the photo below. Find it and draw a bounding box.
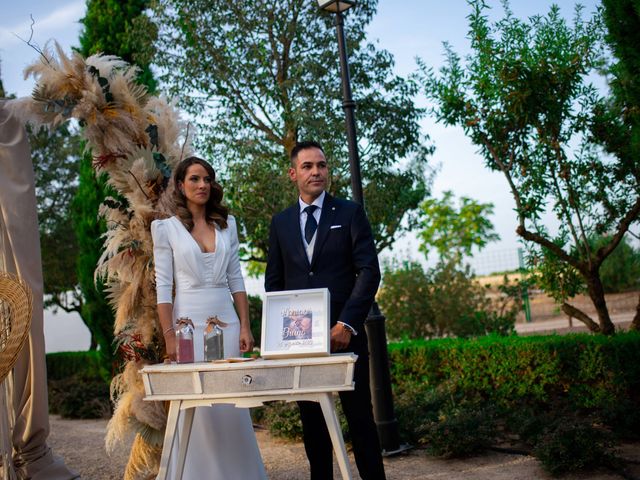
[288,203,310,267]
[310,193,336,268]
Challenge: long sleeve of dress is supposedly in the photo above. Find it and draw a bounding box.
[151,219,174,304]
[226,216,246,294]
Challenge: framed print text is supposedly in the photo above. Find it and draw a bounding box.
[260,288,330,359]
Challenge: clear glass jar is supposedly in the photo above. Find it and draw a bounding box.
[175,317,194,363]
[204,316,226,361]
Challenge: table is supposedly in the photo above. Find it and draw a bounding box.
[140,353,357,480]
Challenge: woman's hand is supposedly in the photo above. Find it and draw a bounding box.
[239,324,255,354]
[163,329,177,363]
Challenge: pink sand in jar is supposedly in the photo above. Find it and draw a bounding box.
[176,337,194,363]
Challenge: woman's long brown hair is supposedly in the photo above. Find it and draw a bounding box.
[171,156,228,230]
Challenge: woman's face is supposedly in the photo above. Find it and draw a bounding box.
[180,163,212,207]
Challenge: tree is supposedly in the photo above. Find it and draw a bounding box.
[597,0,640,329]
[418,190,499,262]
[75,0,157,365]
[150,0,432,264]
[29,124,86,323]
[420,1,640,334]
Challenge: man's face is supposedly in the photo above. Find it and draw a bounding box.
[289,147,328,203]
[300,316,312,332]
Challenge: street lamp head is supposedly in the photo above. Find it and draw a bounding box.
[317,0,355,12]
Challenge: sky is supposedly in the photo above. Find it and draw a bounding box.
[0,0,602,351]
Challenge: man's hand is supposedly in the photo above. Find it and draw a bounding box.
[330,323,352,352]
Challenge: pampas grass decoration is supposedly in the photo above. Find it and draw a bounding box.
[7,42,195,479]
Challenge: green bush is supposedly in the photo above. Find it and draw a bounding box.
[378,260,516,340]
[260,402,303,440]
[46,350,109,382]
[258,400,349,442]
[46,351,111,418]
[49,374,111,419]
[248,294,263,347]
[393,381,447,445]
[533,418,615,476]
[389,333,640,413]
[389,332,640,474]
[422,403,498,458]
[597,235,640,293]
[377,260,434,339]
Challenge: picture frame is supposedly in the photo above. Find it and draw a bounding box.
[260,288,330,359]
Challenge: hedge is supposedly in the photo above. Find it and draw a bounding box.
[389,332,640,413]
[388,332,640,474]
[46,350,108,382]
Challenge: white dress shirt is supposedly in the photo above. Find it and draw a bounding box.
[298,191,325,262]
[297,191,357,335]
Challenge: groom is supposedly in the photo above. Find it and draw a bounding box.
[265,141,386,479]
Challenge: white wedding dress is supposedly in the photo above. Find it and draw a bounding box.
[151,215,267,479]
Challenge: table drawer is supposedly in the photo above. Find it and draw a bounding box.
[141,355,357,399]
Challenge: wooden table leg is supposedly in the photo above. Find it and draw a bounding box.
[175,406,195,480]
[318,393,352,480]
[157,400,180,480]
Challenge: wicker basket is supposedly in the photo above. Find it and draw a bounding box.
[0,272,33,383]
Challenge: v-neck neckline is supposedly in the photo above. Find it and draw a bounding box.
[174,216,218,254]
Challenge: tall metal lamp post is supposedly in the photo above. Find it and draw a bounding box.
[317,0,405,455]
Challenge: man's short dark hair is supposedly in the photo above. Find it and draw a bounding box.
[290,141,324,167]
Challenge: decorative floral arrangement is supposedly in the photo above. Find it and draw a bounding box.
[7,43,193,479]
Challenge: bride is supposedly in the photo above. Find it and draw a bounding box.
[151,156,267,479]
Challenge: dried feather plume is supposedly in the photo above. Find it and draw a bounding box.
[6,42,195,478]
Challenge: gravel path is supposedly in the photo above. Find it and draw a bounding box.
[47,415,640,479]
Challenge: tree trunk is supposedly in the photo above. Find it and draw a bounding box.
[631,293,640,331]
[585,272,615,335]
[561,302,600,333]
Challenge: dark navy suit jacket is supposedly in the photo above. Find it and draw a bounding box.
[265,193,380,334]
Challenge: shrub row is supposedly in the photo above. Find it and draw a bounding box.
[46,351,111,419]
[389,332,640,413]
[46,350,109,382]
[389,332,640,475]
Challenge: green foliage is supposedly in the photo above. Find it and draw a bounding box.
[389,332,640,474]
[389,332,640,426]
[533,418,615,476]
[423,403,498,458]
[78,0,157,92]
[378,259,516,340]
[74,0,158,366]
[247,294,263,348]
[377,260,434,339]
[418,190,499,261]
[46,350,109,382]
[596,235,640,293]
[47,351,111,419]
[528,245,585,304]
[258,400,349,442]
[596,0,640,174]
[29,124,84,315]
[49,374,111,419]
[421,0,639,334]
[260,402,303,441]
[150,0,433,260]
[529,234,640,302]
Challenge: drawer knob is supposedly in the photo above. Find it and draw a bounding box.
[242,375,253,385]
